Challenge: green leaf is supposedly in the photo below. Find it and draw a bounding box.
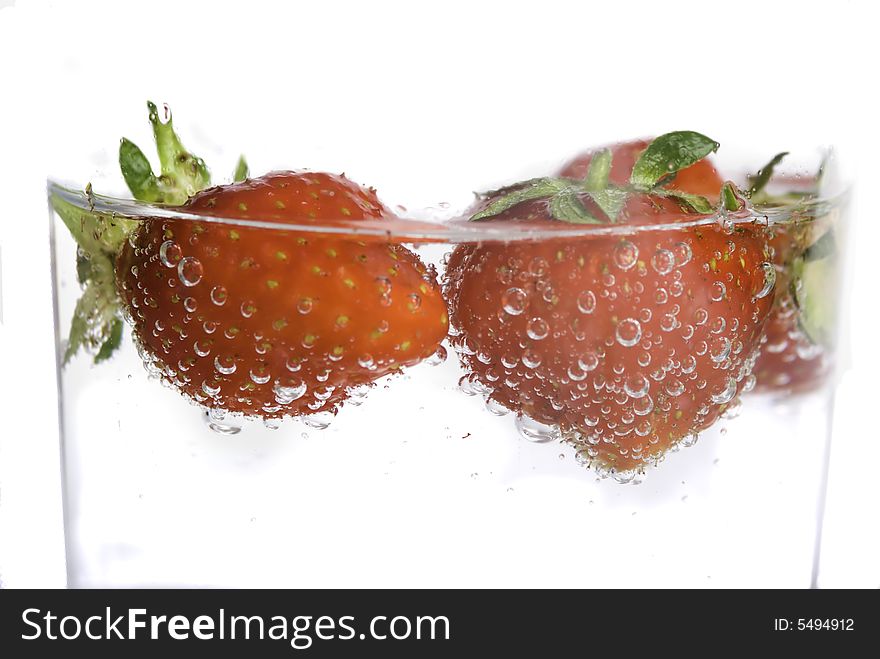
[805,229,836,261]
[119,137,161,202]
[747,152,788,197]
[663,190,714,214]
[583,149,612,191]
[721,181,744,212]
[630,131,720,190]
[586,188,629,222]
[95,317,124,363]
[233,155,249,182]
[549,190,601,224]
[51,194,134,365]
[61,254,123,365]
[75,250,92,285]
[792,254,836,348]
[470,178,569,221]
[64,298,89,365]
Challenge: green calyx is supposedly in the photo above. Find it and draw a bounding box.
[51,194,138,364]
[119,101,211,204]
[469,131,719,225]
[54,102,236,365]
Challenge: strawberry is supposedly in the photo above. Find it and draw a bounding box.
[753,290,828,393]
[53,103,448,420]
[117,171,447,418]
[445,132,776,479]
[740,155,839,394]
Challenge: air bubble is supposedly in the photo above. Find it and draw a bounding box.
[651,249,675,275]
[577,290,596,314]
[485,398,510,416]
[249,367,271,385]
[710,377,737,404]
[501,354,519,369]
[274,380,307,404]
[303,411,334,429]
[526,317,549,341]
[709,337,732,363]
[193,340,212,357]
[376,276,392,295]
[502,287,528,315]
[522,349,542,369]
[240,301,257,318]
[356,352,376,370]
[201,379,221,397]
[210,286,228,306]
[633,395,654,416]
[297,298,313,314]
[665,378,685,397]
[615,318,642,347]
[710,281,726,302]
[579,351,599,372]
[754,262,776,299]
[660,313,678,332]
[214,355,237,375]
[177,257,204,287]
[204,409,241,435]
[528,257,549,277]
[673,242,692,267]
[159,240,182,268]
[567,365,587,381]
[624,373,650,398]
[613,240,639,271]
[514,415,560,443]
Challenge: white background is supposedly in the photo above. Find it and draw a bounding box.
[1,0,878,587]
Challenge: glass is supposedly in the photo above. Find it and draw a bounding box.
[48,153,849,587]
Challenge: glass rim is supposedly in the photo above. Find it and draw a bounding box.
[47,179,851,243]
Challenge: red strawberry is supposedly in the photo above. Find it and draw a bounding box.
[748,166,834,394]
[116,171,449,419]
[446,133,775,478]
[753,290,828,393]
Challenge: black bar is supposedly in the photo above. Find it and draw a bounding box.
[0,589,876,656]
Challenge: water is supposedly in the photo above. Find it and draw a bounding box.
[49,182,846,587]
